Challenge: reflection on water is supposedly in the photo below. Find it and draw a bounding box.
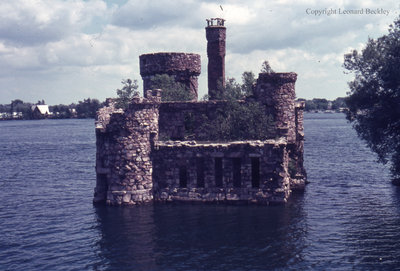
[94,206,158,270]
[95,197,307,271]
[1,115,400,270]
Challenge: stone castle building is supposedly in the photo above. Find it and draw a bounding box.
[94,18,307,206]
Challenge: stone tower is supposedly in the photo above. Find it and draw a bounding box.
[139,53,201,100]
[206,18,226,100]
[254,72,297,143]
[94,90,161,205]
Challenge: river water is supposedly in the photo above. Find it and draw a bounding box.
[0,114,399,270]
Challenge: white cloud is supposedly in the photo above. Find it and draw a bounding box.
[0,0,399,104]
[0,0,108,45]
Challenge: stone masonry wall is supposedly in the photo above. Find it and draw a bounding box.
[139,53,201,100]
[290,101,307,190]
[94,90,161,205]
[152,139,291,204]
[254,72,297,143]
[158,100,227,140]
[206,25,226,99]
[94,74,306,205]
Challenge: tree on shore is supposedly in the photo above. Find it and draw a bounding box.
[343,17,400,184]
[76,98,101,118]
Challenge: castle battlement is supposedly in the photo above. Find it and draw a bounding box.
[93,19,306,206]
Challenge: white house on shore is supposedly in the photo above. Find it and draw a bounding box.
[31,104,51,119]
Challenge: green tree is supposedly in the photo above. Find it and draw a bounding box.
[149,74,193,101]
[344,17,400,183]
[199,99,274,141]
[196,73,274,141]
[331,97,346,110]
[115,79,139,109]
[10,100,33,119]
[241,71,256,97]
[10,99,23,113]
[313,98,329,110]
[50,104,72,119]
[214,72,256,100]
[76,98,101,118]
[261,60,275,73]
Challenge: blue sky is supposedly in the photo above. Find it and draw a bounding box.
[0,0,399,104]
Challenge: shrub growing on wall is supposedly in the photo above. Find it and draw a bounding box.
[196,99,275,141]
[149,74,194,102]
[183,72,275,141]
[115,79,139,109]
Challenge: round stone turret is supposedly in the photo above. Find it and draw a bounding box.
[139,52,201,100]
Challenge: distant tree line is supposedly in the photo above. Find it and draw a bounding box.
[299,97,347,112]
[0,98,103,120]
[2,60,347,122]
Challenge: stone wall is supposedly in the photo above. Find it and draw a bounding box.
[158,100,226,140]
[94,90,161,205]
[94,17,307,206]
[290,101,307,190]
[254,72,297,143]
[139,53,201,100]
[152,139,291,204]
[94,74,306,206]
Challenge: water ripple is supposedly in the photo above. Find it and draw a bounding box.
[0,116,399,270]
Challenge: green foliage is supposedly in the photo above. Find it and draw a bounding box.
[261,60,275,73]
[220,77,243,99]
[0,103,10,113]
[5,100,33,119]
[196,72,274,141]
[115,79,139,109]
[50,104,73,119]
[1,98,102,120]
[200,94,210,101]
[149,74,193,101]
[331,97,346,110]
[343,16,400,180]
[214,71,256,100]
[304,98,329,111]
[198,99,274,141]
[76,98,101,118]
[241,71,256,97]
[301,97,347,112]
